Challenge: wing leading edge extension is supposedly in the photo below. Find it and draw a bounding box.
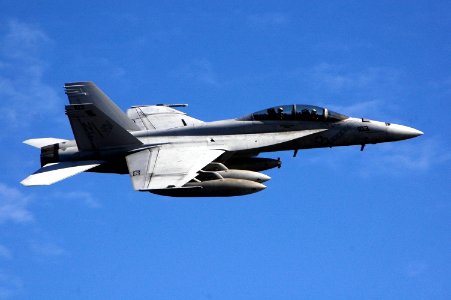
[126,146,224,190]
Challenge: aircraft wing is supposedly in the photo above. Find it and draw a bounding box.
[21,160,103,186]
[126,105,203,131]
[126,145,224,190]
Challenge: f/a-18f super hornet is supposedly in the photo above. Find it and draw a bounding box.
[21,82,423,197]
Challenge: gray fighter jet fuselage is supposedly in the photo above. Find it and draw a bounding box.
[22,82,423,197]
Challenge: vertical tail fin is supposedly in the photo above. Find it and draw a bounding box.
[64,82,140,131]
[65,104,142,151]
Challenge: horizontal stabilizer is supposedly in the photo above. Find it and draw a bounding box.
[21,160,103,186]
[23,138,69,148]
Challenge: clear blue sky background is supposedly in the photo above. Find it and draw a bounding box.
[0,1,450,299]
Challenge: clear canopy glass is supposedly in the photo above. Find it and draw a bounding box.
[239,104,348,122]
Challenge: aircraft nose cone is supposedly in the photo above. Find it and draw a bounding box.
[387,124,423,141]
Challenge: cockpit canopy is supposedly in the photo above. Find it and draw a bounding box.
[238,104,348,122]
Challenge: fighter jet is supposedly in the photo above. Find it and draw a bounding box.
[21,82,423,197]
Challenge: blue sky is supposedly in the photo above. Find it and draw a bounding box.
[1,1,450,299]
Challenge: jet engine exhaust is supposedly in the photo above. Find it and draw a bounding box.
[40,143,59,167]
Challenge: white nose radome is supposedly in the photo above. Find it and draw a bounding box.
[387,124,423,141]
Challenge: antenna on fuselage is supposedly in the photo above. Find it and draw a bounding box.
[156,104,188,108]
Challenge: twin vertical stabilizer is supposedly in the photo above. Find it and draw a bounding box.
[64,82,140,131]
